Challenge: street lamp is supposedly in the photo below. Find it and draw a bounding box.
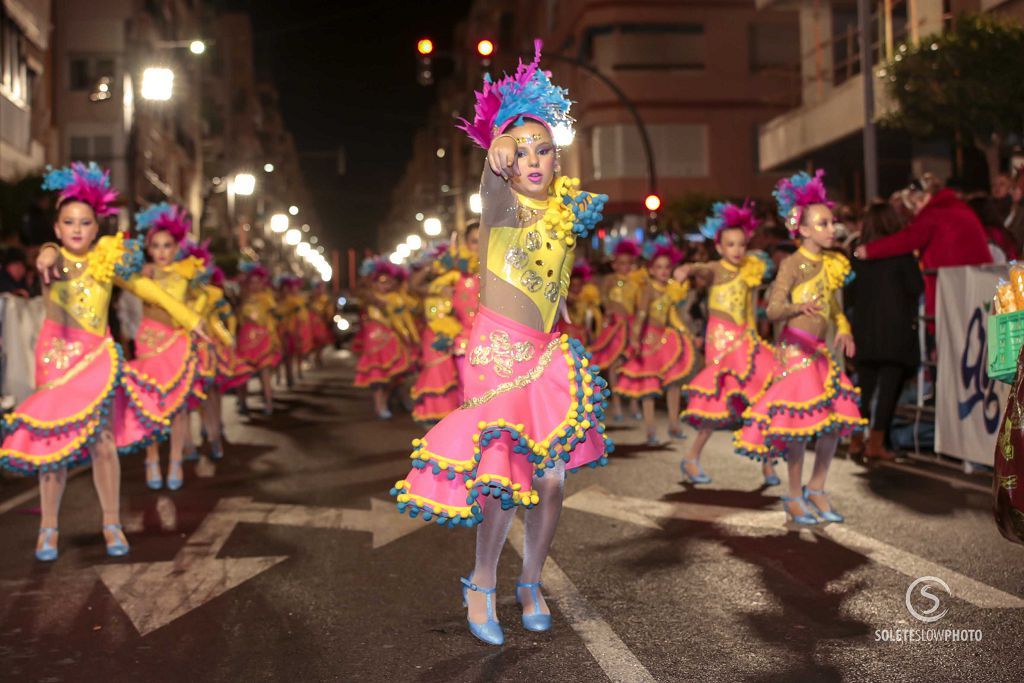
[406,234,422,250]
[288,205,299,216]
[189,40,206,55]
[396,243,411,258]
[233,173,256,196]
[140,67,174,101]
[469,193,482,214]
[423,217,442,236]
[320,265,333,282]
[415,212,424,222]
[263,163,274,173]
[389,252,404,265]
[284,228,302,245]
[270,213,289,233]
[296,242,311,256]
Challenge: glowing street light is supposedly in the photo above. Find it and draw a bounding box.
[296,242,311,256]
[320,265,333,282]
[553,123,575,147]
[389,252,404,265]
[469,193,482,214]
[270,213,289,233]
[417,38,434,56]
[288,205,299,216]
[284,228,302,245]
[141,67,174,101]
[423,217,442,236]
[189,40,206,55]
[415,212,424,222]
[406,234,422,250]
[233,173,256,196]
[477,39,495,57]
[396,243,411,258]
[263,163,274,173]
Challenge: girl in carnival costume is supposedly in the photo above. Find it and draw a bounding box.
[410,244,462,426]
[734,171,866,524]
[592,238,643,421]
[677,201,779,486]
[558,259,602,344]
[235,261,281,415]
[126,204,207,491]
[616,238,696,445]
[278,275,312,387]
[0,163,203,560]
[441,223,481,400]
[354,257,418,419]
[308,279,334,365]
[389,41,610,646]
[182,242,235,461]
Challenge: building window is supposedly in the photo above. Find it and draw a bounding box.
[0,7,29,106]
[68,56,115,91]
[588,24,705,72]
[750,23,800,73]
[69,135,115,162]
[591,124,708,179]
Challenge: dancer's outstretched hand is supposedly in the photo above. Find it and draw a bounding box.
[192,320,212,344]
[835,332,855,358]
[36,245,61,285]
[488,136,519,180]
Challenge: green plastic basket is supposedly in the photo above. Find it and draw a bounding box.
[988,310,1024,383]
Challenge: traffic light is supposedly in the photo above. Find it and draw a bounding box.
[644,193,662,213]
[416,38,434,86]
[477,39,495,67]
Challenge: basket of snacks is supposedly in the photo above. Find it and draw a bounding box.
[989,266,1024,383]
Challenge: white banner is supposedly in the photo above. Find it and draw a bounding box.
[935,265,1010,465]
[1,294,45,403]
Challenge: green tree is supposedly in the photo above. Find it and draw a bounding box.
[882,14,1024,182]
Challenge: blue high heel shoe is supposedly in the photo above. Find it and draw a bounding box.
[460,577,504,646]
[183,449,200,462]
[103,524,130,557]
[210,443,224,461]
[35,527,58,562]
[668,428,687,440]
[680,459,712,484]
[516,581,552,632]
[762,469,781,487]
[803,486,845,523]
[781,495,819,526]
[166,460,184,491]
[145,461,163,490]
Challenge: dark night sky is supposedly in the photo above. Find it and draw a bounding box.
[220,0,472,253]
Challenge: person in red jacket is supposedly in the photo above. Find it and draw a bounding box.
[854,175,992,332]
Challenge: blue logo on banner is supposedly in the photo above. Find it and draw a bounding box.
[958,307,1000,434]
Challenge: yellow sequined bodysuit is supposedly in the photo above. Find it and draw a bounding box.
[643,280,690,332]
[701,255,766,327]
[767,247,852,339]
[47,236,200,337]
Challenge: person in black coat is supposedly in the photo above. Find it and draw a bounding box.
[847,202,924,462]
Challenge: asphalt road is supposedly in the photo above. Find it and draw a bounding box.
[0,350,1021,683]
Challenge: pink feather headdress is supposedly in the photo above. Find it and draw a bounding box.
[135,202,191,243]
[456,39,574,149]
[699,200,760,242]
[42,162,120,217]
[612,239,642,258]
[774,170,834,235]
[651,244,684,267]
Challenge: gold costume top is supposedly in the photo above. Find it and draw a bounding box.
[692,254,766,326]
[641,279,690,331]
[47,235,200,336]
[189,283,235,347]
[567,282,603,333]
[312,292,333,320]
[600,270,644,317]
[424,270,462,341]
[367,291,420,345]
[241,290,279,334]
[141,257,205,329]
[767,246,852,339]
[480,167,601,333]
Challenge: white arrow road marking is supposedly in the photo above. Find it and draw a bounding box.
[564,486,1024,610]
[507,519,656,683]
[97,495,425,636]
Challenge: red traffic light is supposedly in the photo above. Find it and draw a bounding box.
[644,194,662,212]
[477,39,495,57]
[417,38,434,56]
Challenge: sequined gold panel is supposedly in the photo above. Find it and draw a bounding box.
[469,330,536,379]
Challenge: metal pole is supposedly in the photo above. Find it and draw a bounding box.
[858,0,879,201]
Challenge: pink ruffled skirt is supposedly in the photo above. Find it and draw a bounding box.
[734,327,866,462]
[616,323,695,399]
[411,328,460,426]
[353,319,414,389]
[237,322,282,373]
[682,317,776,430]
[125,318,198,420]
[0,320,169,473]
[390,306,611,528]
[589,313,630,370]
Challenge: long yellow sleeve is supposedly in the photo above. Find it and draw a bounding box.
[117,275,201,330]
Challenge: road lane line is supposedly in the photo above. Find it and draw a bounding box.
[508,518,656,683]
[564,486,1024,610]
